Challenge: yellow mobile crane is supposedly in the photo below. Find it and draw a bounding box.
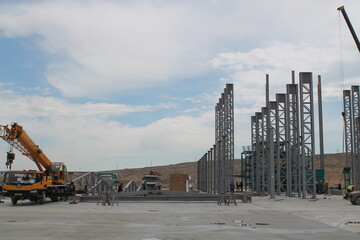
[0,123,74,205]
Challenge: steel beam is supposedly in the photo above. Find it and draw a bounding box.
[276,94,287,195]
[351,86,360,187]
[286,84,300,197]
[318,76,325,170]
[299,72,316,199]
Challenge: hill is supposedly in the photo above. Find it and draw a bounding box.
[102,153,349,190]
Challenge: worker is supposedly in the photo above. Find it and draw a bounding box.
[235,181,240,191]
[118,182,123,192]
[324,181,329,195]
[319,180,324,194]
[348,185,355,192]
[239,180,244,192]
[229,181,235,193]
[343,185,355,199]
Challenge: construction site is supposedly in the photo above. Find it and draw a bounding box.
[0,3,360,240]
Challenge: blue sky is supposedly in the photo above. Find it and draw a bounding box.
[0,0,359,171]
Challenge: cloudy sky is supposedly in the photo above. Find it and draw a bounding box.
[0,0,359,171]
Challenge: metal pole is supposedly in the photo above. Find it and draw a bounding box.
[318,75,325,170]
[269,127,275,199]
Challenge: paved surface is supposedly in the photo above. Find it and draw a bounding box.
[0,195,359,240]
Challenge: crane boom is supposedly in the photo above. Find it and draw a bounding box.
[338,6,360,53]
[0,123,52,171]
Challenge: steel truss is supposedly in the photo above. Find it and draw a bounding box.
[275,94,287,195]
[343,86,360,187]
[351,86,360,187]
[285,84,300,197]
[299,73,316,199]
[251,116,257,192]
[343,90,353,170]
[261,107,268,192]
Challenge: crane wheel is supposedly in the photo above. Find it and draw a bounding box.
[11,196,18,205]
[39,192,45,205]
[356,196,360,205]
[51,196,58,202]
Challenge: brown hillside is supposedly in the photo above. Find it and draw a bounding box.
[102,153,348,189]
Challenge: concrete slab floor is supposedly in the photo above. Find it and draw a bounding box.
[0,195,359,240]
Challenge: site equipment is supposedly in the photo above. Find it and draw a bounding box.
[338,6,360,53]
[349,191,360,205]
[141,171,161,190]
[0,123,74,205]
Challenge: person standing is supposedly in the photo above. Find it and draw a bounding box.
[230,181,235,193]
[324,181,329,195]
[118,182,123,192]
[239,180,244,192]
[236,181,240,191]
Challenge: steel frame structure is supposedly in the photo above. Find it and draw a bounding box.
[197,84,234,193]
[250,72,319,200]
[261,107,268,192]
[299,73,316,199]
[343,86,360,187]
[343,90,353,170]
[275,94,287,195]
[254,112,263,192]
[351,86,360,187]
[285,84,300,197]
[251,116,257,192]
[70,172,114,196]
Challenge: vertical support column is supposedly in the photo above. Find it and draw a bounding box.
[286,84,300,197]
[217,140,222,193]
[219,94,225,192]
[318,76,325,171]
[261,107,268,191]
[215,102,220,193]
[212,146,216,193]
[197,158,201,191]
[221,136,226,191]
[269,101,278,195]
[351,86,360,187]
[299,72,316,199]
[251,116,257,192]
[356,116,360,187]
[276,94,287,195]
[269,127,275,199]
[208,148,213,194]
[223,84,234,191]
[343,90,353,185]
[255,112,263,193]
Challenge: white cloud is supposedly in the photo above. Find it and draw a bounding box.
[1,1,358,98]
[0,87,213,170]
[211,41,360,105]
[0,0,359,170]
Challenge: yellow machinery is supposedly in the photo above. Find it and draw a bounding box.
[0,123,74,205]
